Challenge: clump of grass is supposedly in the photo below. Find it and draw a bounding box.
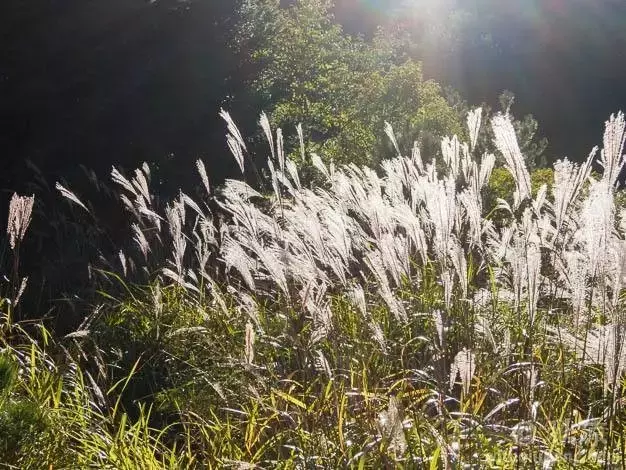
[2,108,626,467]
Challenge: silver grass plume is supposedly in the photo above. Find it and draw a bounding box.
[349,284,367,317]
[552,156,594,235]
[369,322,387,352]
[118,250,128,277]
[467,107,482,152]
[226,133,245,174]
[366,252,407,323]
[301,282,332,344]
[221,235,256,290]
[441,135,461,178]
[285,159,302,191]
[208,279,229,316]
[55,183,90,213]
[296,123,305,161]
[220,109,247,174]
[276,127,285,173]
[310,303,332,345]
[610,240,626,308]
[221,199,276,242]
[220,109,247,151]
[459,188,482,248]
[478,153,496,190]
[266,158,281,202]
[237,292,260,328]
[450,348,476,395]
[246,237,289,296]
[350,284,386,350]
[377,233,409,287]
[7,193,34,250]
[441,270,453,310]
[579,179,614,279]
[533,183,548,214]
[194,219,216,278]
[311,153,330,180]
[180,191,205,219]
[472,288,494,311]
[111,166,161,229]
[220,179,263,201]
[503,212,542,324]
[111,167,135,194]
[165,197,187,280]
[131,223,150,260]
[377,396,407,458]
[473,314,498,352]
[423,177,457,260]
[314,350,332,378]
[384,121,401,157]
[259,112,275,162]
[491,113,532,208]
[560,250,588,320]
[521,211,542,326]
[196,159,211,195]
[411,141,424,173]
[449,239,468,299]
[275,166,296,197]
[433,309,444,347]
[600,112,626,187]
[460,142,472,182]
[244,322,255,365]
[389,204,428,263]
[13,277,28,306]
[141,161,151,180]
[132,167,151,203]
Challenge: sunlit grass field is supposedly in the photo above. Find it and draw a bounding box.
[2,109,626,468]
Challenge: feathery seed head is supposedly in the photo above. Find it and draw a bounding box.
[7,193,35,250]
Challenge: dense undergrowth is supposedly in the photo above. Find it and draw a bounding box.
[2,109,626,468]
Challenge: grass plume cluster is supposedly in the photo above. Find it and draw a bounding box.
[2,109,626,467]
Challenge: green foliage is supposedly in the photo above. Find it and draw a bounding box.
[531,167,554,195]
[2,272,624,467]
[0,399,48,463]
[486,167,555,215]
[486,166,516,207]
[92,283,254,420]
[0,354,17,398]
[237,0,462,165]
[615,187,626,211]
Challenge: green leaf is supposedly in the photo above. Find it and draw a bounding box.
[272,388,306,410]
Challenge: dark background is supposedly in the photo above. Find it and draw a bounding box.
[0,0,240,194]
[2,0,626,195]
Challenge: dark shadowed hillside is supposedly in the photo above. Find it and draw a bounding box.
[1,0,241,194]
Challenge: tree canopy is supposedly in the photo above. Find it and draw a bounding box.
[235,0,463,166]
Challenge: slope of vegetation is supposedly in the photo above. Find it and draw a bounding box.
[233,0,548,172]
[2,108,626,468]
